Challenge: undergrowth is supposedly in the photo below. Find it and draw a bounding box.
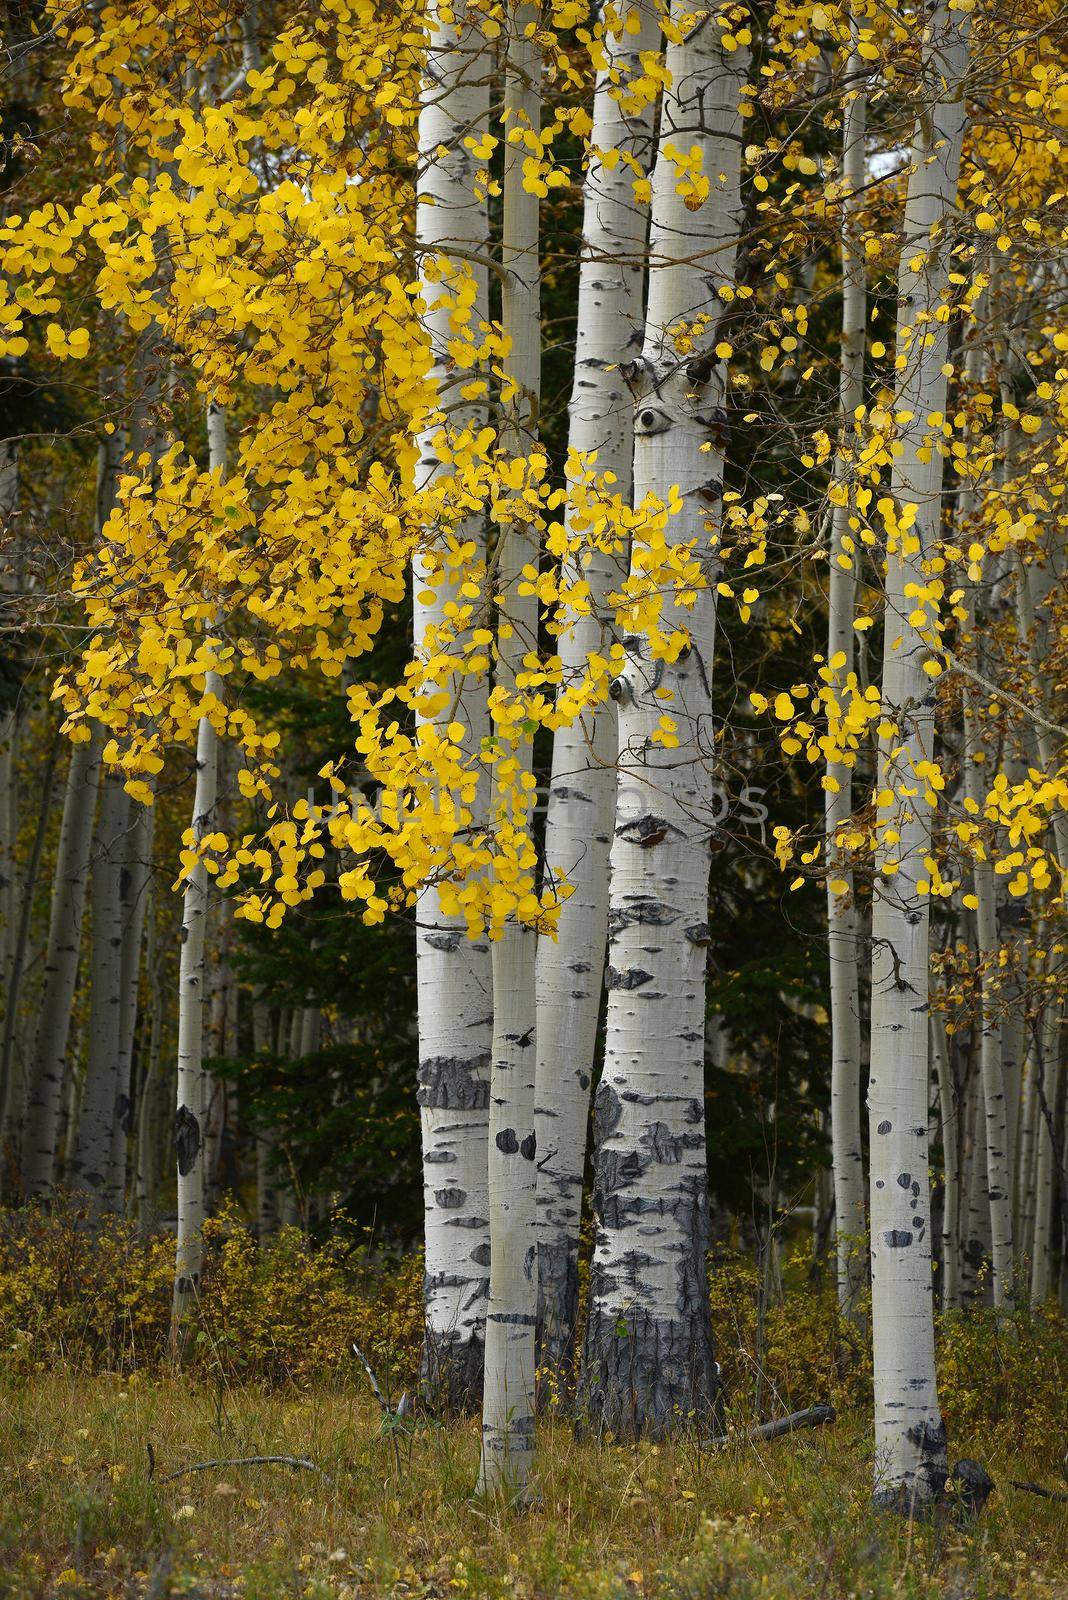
[1,1203,1065,1597]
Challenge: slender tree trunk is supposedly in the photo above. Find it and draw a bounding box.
[172,399,226,1334]
[579,2,747,1440]
[413,0,493,1411]
[533,0,657,1397]
[69,773,129,1215]
[0,723,61,1179]
[478,0,541,1500]
[826,18,868,1327]
[963,1058,992,1301]
[134,892,164,1234]
[867,0,968,1509]
[1016,1032,1039,1260]
[0,711,15,998]
[962,693,1013,1304]
[1031,998,1061,1303]
[929,1008,960,1309]
[22,730,102,1197]
[252,995,279,1238]
[113,798,153,1208]
[0,440,20,999]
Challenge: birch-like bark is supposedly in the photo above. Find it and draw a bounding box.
[413,0,493,1410]
[252,996,280,1238]
[534,0,657,1394]
[134,892,163,1234]
[478,0,541,1499]
[172,399,226,1331]
[22,730,102,1197]
[1030,997,1061,1303]
[113,798,154,1207]
[1016,1032,1039,1256]
[0,723,60,1172]
[929,1007,959,1309]
[69,772,129,1215]
[1017,1054,1036,1257]
[580,4,747,1440]
[867,0,968,1507]
[962,674,1013,1305]
[826,21,868,1326]
[0,712,15,1003]
[1015,557,1068,874]
[0,440,19,1000]
[961,1054,992,1300]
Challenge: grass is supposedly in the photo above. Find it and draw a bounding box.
[3,1370,1066,1599]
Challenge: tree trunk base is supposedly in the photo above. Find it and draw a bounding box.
[418,1331,485,1416]
[577,1305,720,1441]
[874,1460,995,1522]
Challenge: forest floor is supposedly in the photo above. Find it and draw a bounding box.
[3,1372,1067,1600]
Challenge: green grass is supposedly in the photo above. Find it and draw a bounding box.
[2,1371,1066,1599]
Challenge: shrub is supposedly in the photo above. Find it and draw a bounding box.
[0,1201,1063,1461]
[0,1200,423,1387]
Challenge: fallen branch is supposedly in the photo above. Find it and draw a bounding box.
[159,1455,328,1484]
[1010,1479,1068,1503]
[707,1404,836,1448]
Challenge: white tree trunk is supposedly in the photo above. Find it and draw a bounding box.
[1016,1031,1039,1258]
[134,892,163,1234]
[172,399,226,1331]
[962,691,1013,1305]
[826,19,868,1327]
[929,1008,959,1309]
[252,995,280,1238]
[478,0,541,1499]
[69,772,129,1215]
[961,1055,992,1300]
[534,0,657,1392]
[580,2,747,1439]
[0,712,15,1002]
[1030,997,1061,1303]
[867,0,968,1509]
[23,730,102,1197]
[413,0,494,1410]
[0,722,60,1170]
[0,440,19,1001]
[113,797,154,1206]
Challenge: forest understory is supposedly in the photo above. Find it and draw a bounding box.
[5,1352,1068,1600]
[2,1209,1066,1599]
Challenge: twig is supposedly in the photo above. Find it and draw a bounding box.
[706,1404,836,1447]
[160,1455,328,1483]
[1010,1479,1068,1503]
[351,1340,410,1420]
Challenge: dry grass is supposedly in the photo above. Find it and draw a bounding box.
[3,1370,1066,1599]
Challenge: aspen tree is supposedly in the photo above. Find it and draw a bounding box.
[961,673,1013,1306]
[581,0,748,1438]
[1030,996,1060,1303]
[478,0,542,1499]
[0,721,60,1167]
[22,729,102,1197]
[114,800,154,1203]
[252,995,280,1238]
[929,1007,960,1308]
[534,0,657,1391]
[826,16,867,1327]
[69,771,130,1214]
[413,0,494,1408]
[867,0,969,1509]
[172,399,227,1332]
[134,893,164,1235]
[0,439,18,1001]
